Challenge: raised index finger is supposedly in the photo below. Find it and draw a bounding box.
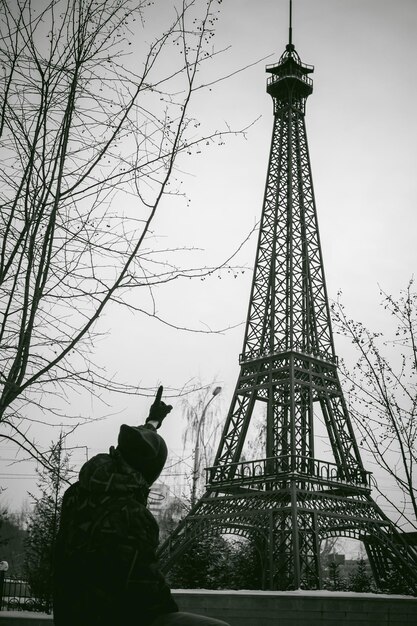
[153,385,163,405]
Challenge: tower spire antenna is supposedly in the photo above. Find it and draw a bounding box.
[289,0,293,46]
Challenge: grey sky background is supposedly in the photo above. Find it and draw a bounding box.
[1,0,416,526]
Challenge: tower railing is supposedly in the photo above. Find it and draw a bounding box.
[267,71,312,90]
[239,346,338,365]
[206,454,372,491]
[265,58,313,74]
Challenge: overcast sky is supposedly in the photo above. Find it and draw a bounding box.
[2,0,416,522]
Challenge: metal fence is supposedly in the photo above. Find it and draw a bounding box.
[0,574,49,612]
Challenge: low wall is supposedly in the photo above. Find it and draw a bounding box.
[174,590,417,626]
[0,590,416,625]
[0,614,51,626]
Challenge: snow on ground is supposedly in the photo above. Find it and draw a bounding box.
[172,589,417,600]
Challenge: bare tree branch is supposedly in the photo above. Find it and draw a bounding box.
[0,0,256,464]
[332,280,417,529]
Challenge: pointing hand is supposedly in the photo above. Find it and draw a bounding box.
[146,385,173,429]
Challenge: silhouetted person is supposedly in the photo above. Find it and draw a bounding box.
[53,386,230,626]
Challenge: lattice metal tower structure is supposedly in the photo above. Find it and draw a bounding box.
[158,7,417,592]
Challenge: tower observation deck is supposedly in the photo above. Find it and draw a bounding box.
[266,43,313,101]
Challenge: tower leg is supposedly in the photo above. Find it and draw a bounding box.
[298,511,321,589]
[290,479,301,588]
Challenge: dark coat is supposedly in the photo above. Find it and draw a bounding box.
[53,447,178,626]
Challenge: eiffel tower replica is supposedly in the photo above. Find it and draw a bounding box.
[158,9,417,592]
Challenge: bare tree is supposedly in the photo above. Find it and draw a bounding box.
[0,0,253,465]
[181,382,223,506]
[332,280,417,530]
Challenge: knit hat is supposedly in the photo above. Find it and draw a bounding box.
[117,424,167,485]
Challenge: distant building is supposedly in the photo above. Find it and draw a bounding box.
[324,552,372,579]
